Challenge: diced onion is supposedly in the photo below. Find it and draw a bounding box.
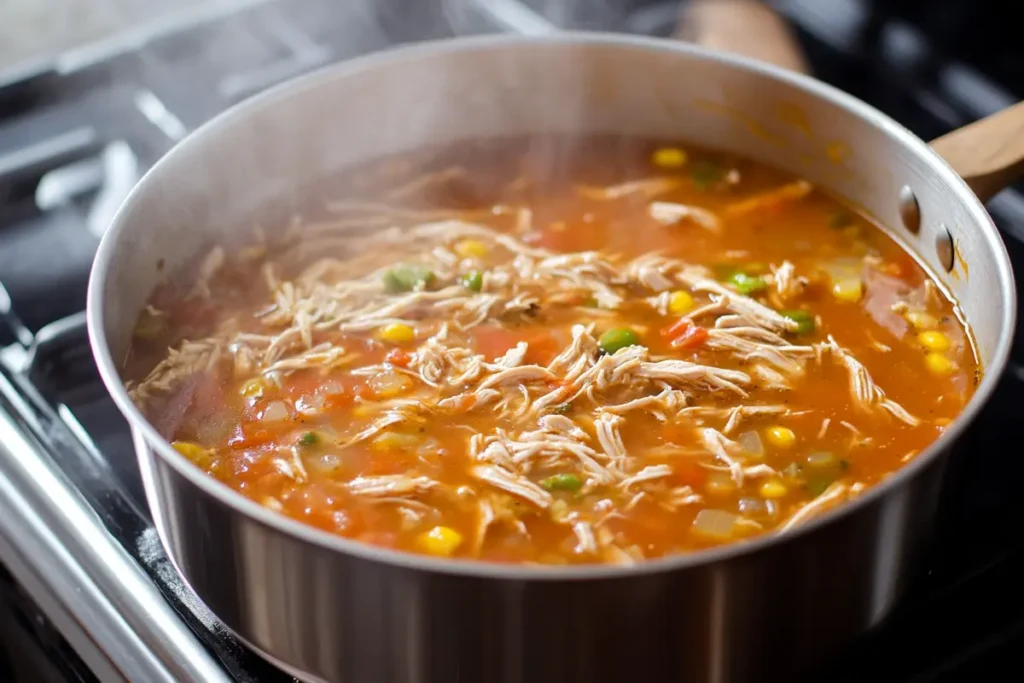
[260,401,289,422]
[321,379,345,395]
[692,509,739,539]
[295,393,324,416]
[806,451,836,468]
[368,371,413,398]
[309,453,343,472]
[738,497,777,518]
[737,430,764,458]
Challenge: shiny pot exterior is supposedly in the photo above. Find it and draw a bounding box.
[89,35,1015,683]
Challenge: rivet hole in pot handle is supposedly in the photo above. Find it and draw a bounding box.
[682,0,1024,202]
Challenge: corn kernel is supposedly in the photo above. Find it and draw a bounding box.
[352,403,376,418]
[905,310,938,330]
[379,322,415,345]
[759,479,789,498]
[705,474,735,495]
[417,526,463,557]
[832,277,864,303]
[668,290,696,315]
[240,378,265,399]
[765,425,796,449]
[371,430,419,452]
[454,239,489,259]
[651,147,688,169]
[925,352,956,376]
[918,330,951,352]
[171,441,212,466]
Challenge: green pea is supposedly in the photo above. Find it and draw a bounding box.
[726,271,768,296]
[598,327,640,355]
[804,477,833,498]
[461,270,483,292]
[540,473,583,492]
[383,264,434,293]
[780,309,816,335]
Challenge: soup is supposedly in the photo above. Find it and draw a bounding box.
[125,136,978,565]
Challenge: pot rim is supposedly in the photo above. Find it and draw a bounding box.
[86,31,1017,581]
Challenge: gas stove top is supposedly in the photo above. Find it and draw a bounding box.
[1,1,1023,681]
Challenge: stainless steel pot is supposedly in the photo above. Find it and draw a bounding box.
[87,34,1018,683]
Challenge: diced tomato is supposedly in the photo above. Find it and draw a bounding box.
[670,325,709,349]
[670,462,707,488]
[228,424,275,449]
[661,318,692,339]
[523,332,560,366]
[385,348,412,367]
[660,318,708,349]
[322,392,353,411]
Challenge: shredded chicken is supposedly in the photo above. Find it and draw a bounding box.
[347,475,439,497]
[725,180,813,217]
[648,201,721,231]
[820,336,920,426]
[770,261,808,302]
[577,177,683,201]
[572,521,598,555]
[128,191,956,566]
[779,482,851,531]
[699,428,745,486]
[471,465,553,508]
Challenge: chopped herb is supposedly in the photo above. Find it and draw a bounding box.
[839,459,850,471]
[582,297,599,308]
[829,211,853,228]
[726,271,768,296]
[461,270,483,292]
[598,327,640,355]
[298,431,319,447]
[780,309,816,335]
[691,161,723,189]
[383,264,435,293]
[554,403,572,415]
[540,473,583,493]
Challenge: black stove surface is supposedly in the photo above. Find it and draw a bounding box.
[1,1,1023,681]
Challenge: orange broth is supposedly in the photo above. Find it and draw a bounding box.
[125,136,978,565]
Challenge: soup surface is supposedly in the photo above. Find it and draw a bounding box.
[126,136,978,565]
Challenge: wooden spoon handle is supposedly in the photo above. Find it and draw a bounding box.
[930,102,1024,203]
[680,0,809,74]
